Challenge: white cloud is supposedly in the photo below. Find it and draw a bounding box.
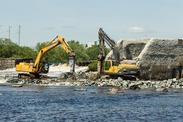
[45,27,55,30]
[128,26,145,33]
[62,26,77,29]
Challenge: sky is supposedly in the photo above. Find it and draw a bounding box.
[1,0,183,47]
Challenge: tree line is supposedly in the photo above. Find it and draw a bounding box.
[0,38,110,64]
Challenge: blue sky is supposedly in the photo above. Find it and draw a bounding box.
[0,0,183,47]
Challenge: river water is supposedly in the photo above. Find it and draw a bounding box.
[0,84,183,122]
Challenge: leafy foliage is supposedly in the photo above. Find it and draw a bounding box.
[0,38,110,66]
[0,38,36,58]
[68,40,90,62]
[85,45,110,60]
[85,45,99,60]
[88,61,98,71]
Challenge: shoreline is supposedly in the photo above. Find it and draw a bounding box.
[2,77,183,93]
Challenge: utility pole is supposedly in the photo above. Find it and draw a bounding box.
[9,26,11,40]
[18,25,21,45]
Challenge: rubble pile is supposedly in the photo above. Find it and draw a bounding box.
[117,38,148,59]
[93,77,183,90]
[138,39,183,79]
[5,71,183,92]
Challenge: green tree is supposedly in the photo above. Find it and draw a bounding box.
[13,46,36,58]
[68,40,89,62]
[0,38,36,58]
[0,38,16,57]
[85,45,110,60]
[34,40,89,63]
[35,42,66,62]
[88,61,98,71]
[0,37,111,65]
[86,45,110,71]
[85,45,99,60]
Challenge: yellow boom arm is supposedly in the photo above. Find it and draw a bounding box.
[33,35,75,71]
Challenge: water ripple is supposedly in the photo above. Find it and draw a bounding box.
[0,86,183,122]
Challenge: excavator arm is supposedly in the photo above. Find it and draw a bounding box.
[98,28,120,75]
[98,28,116,49]
[33,36,75,72]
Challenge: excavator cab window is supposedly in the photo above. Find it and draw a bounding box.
[112,60,118,66]
[104,61,111,70]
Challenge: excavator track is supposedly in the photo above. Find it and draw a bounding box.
[18,73,31,79]
[18,73,41,79]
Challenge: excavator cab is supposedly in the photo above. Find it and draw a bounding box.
[104,60,111,71]
[104,60,117,71]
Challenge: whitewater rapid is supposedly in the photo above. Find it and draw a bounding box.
[0,64,88,83]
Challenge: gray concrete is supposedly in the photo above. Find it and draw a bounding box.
[0,58,15,70]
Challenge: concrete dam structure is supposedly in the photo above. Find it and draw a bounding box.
[0,58,16,70]
[107,38,183,80]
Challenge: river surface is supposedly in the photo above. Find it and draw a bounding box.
[0,84,183,122]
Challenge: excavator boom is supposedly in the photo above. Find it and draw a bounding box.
[98,28,116,49]
[98,28,120,75]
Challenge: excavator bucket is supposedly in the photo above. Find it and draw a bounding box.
[68,56,76,73]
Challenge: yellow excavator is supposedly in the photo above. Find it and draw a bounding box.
[98,28,140,79]
[16,35,76,78]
